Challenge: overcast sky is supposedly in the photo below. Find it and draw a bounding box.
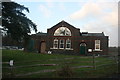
[14,0,119,47]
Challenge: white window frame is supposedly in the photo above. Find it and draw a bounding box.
[59,39,64,49]
[54,27,71,36]
[53,39,58,49]
[66,39,71,49]
[95,40,100,50]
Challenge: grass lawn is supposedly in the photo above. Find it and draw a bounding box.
[2,49,118,78]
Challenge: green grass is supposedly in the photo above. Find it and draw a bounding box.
[2,49,118,78]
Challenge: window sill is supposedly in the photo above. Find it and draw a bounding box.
[65,48,73,50]
[50,48,58,49]
[50,48,64,49]
[59,48,64,49]
[50,48,73,50]
[93,49,103,51]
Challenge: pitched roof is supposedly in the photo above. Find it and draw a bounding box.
[48,20,80,30]
[82,32,105,36]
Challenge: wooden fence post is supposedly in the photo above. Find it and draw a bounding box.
[93,54,96,70]
[9,60,14,77]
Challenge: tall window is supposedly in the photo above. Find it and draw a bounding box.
[53,39,58,49]
[95,40,100,50]
[66,39,71,49]
[59,40,64,49]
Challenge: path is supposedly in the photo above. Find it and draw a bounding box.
[15,69,56,77]
[15,65,93,77]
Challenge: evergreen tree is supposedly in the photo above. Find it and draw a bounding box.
[1,2,37,50]
[1,2,37,43]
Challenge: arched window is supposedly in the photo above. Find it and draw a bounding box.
[54,27,71,36]
[53,39,58,49]
[66,39,71,49]
[80,43,86,46]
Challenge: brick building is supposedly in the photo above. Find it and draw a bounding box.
[31,21,109,55]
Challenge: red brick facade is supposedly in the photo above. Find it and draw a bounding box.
[32,21,109,55]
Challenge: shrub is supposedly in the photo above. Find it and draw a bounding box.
[55,64,75,78]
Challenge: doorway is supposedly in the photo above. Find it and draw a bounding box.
[40,41,46,53]
[80,43,86,55]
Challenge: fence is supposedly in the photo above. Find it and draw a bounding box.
[2,55,119,78]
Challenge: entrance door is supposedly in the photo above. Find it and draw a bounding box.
[80,43,86,55]
[40,42,46,53]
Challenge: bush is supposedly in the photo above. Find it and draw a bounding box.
[55,64,75,78]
